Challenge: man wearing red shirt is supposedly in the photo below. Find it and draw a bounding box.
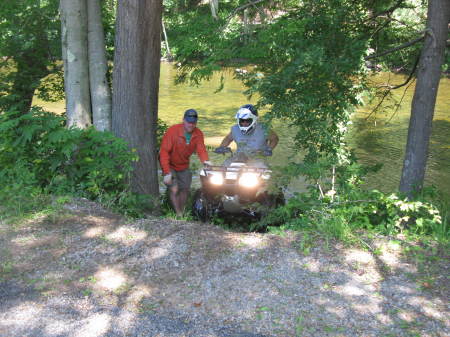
[159,109,211,216]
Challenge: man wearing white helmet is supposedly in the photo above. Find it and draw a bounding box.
[214,104,279,164]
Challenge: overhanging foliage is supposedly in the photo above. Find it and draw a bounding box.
[164,0,430,161]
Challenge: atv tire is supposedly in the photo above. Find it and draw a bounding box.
[257,190,285,218]
[192,189,211,222]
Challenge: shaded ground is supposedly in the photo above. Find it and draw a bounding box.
[0,199,448,337]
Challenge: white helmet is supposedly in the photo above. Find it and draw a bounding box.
[235,104,258,134]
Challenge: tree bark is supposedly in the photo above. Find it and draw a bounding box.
[399,0,450,196]
[60,0,92,129]
[112,0,162,197]
[10,55,49,114]
[210,0,219,19]
[87,0,112,131]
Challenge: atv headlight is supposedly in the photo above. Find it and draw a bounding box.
[239,172,259,188]
[209,173,224,185]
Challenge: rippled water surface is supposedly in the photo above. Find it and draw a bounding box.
[347,73,449,198]
[159,64,449,198]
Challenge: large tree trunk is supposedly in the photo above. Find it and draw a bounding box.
[87,0,112,132]
[399,0,450,196]
[60,0,92,129]
[112,0,162,196]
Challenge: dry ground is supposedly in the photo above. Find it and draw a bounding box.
[0,199,448,337]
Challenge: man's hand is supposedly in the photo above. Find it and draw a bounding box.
[263,146,273,157]
[203,160,213,167]
[163,173,172,186]
[214,146,231,154]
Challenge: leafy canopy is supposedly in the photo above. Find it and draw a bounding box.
[0,0,62,112]
[164,0,428,161]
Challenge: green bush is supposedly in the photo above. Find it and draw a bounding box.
[0,108,158,218]
[262,157,447,242]
[156,118,168,147]
[0,160,51,221]
[0,108,136,198]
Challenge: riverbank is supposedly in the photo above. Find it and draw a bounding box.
[1,198,448,336]
[32,63,450,203]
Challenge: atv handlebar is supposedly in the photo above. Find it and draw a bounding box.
[202,165,269,173]
[213,147,272,157]
[214,146,232,155]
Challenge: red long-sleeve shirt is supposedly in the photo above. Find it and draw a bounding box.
[159,124,209,175]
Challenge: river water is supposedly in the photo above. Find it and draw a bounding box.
[159,63,450,199]
[33,62,449,198]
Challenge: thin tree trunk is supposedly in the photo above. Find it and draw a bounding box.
[87,0,112,131]
[7,28,50,115]
[10,57,48,114]
[210,0,219,19]
[61,0,69,116]
[112,0,162,196]
[60,0,92,129]
[161,19,173,61]
[399,0,450,196]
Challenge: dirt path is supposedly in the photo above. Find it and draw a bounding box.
[0,199,448,336]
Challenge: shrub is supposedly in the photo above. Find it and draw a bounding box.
[0,107,159,217]
[262,156,447,242]
[0,108,136,198]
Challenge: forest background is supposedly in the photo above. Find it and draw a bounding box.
[0,0,449,246]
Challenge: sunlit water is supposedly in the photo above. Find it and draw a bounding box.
[347,73,449,199]
[159,63,449,199]
[34,62,450,198]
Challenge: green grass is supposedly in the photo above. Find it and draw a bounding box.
[0,194,55,227]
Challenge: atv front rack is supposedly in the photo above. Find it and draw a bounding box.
[203,165,269,174]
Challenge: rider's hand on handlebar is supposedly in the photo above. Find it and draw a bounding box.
[214,146,231,154]
[263,146,273,157]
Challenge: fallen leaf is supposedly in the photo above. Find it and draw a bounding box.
[422,282,431,288]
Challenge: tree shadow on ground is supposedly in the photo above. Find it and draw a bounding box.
[0,199,448,336]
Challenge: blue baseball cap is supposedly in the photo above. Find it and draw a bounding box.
[183,109,198,123]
